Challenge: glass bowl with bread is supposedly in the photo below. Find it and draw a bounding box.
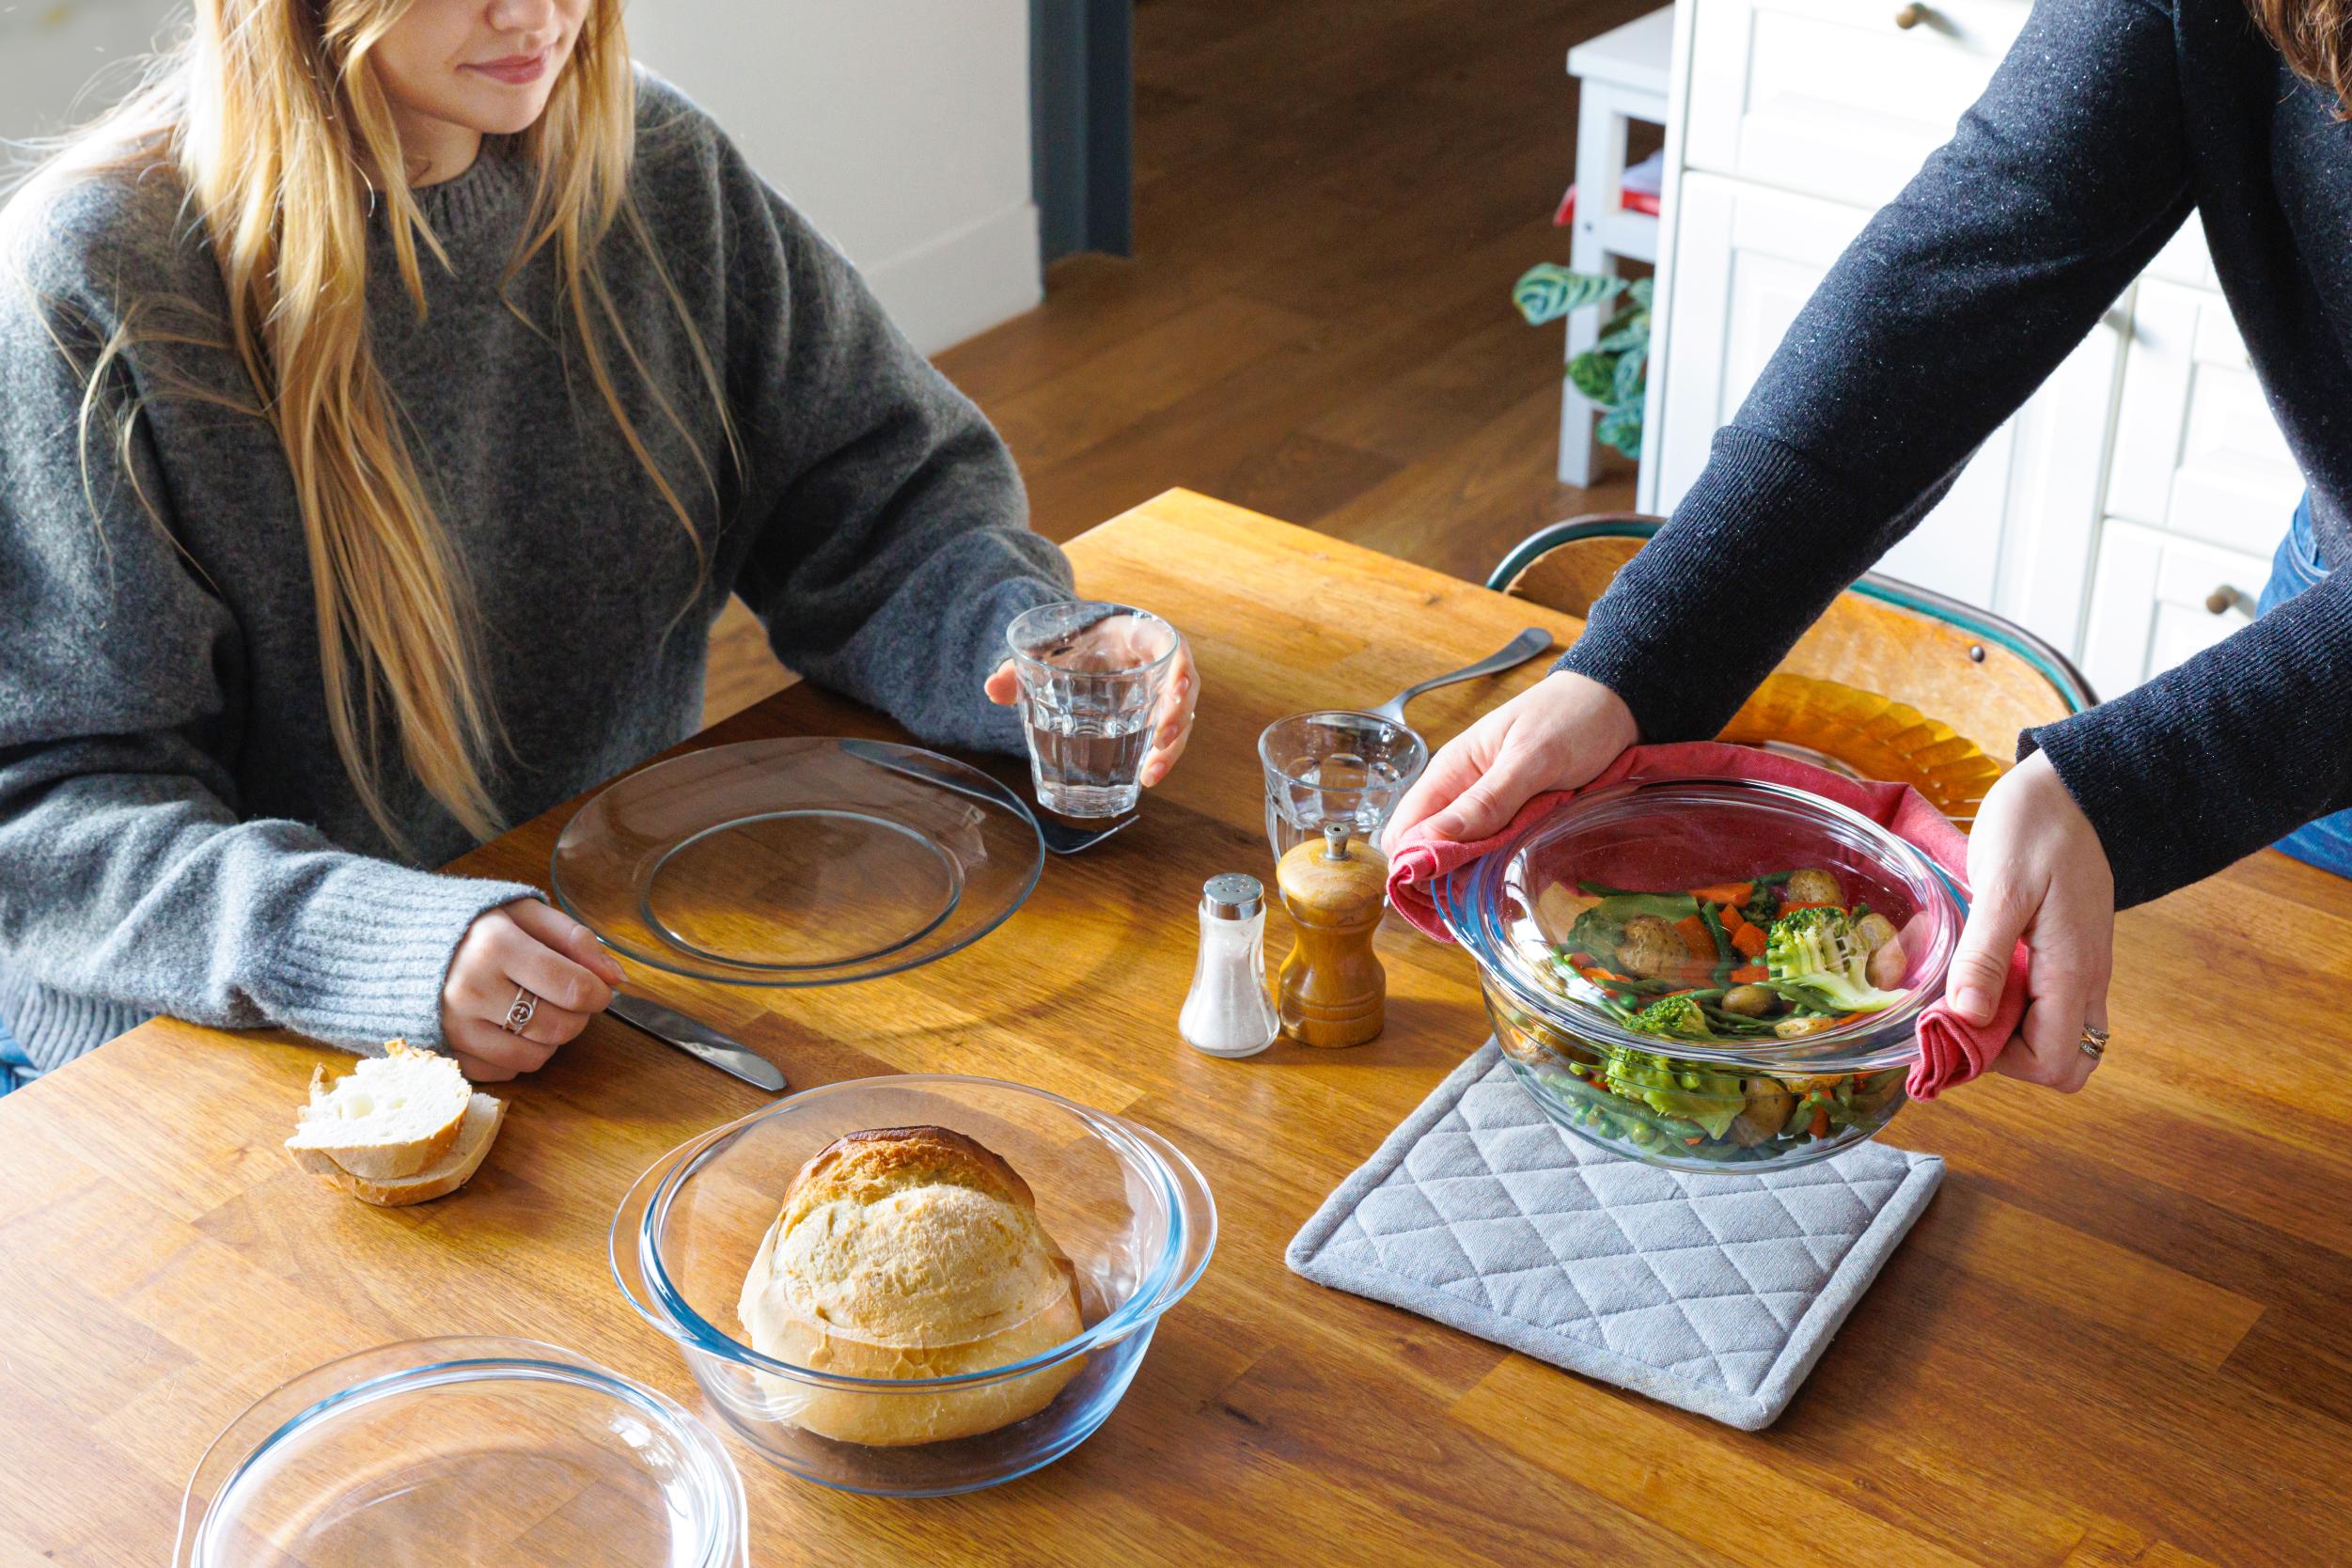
[1433,777,1964,1172]
[612,1075,1215,1497]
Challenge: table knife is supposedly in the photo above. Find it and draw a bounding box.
[606,993,787,1092]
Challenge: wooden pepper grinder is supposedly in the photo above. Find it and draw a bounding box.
[1275,823,1388,1047]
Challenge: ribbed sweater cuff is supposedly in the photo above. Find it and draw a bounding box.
[1555,427,1884,742]
[976,574,1073,755]
[0,970,144,1073]
[2017,716,2160,907]
[276,869,542,1051]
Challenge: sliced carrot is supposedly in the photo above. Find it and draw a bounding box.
[1689,882,1752,906]
[1672,914,1715,963]
[1730,922,1767,959]
[1685,1136,1704,1145]
[1810,1105,1830,1139]
[1576,965,1632,986]
[1729,964,1767,983]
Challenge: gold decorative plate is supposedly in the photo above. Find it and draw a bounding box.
[1717,672,2005,828]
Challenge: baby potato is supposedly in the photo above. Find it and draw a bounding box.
[1617,915,1685,980]
[1532,883,1600,947]
[1867,935,1909,990]
[1729,1077,1796,1146]
[1773,1014,1840,1039]
[1784,868,1844,906]
[1852,912,1900,952]
[1720,983,1780,1017]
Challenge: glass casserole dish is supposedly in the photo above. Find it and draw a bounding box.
[1434,776,1964,1171]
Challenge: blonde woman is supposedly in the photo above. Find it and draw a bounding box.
[0,0,1197,1090]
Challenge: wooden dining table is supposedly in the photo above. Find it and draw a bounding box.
[2,487,2345,1567]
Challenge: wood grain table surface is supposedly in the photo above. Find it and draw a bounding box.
[2,489,2345,1567]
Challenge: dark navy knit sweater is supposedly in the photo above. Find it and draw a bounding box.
[1560,0,2352,908]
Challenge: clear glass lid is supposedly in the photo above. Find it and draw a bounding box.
[1435,776,1965,1072]
[173,1337,747,1568]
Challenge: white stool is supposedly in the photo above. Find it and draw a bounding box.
[1560,7,1673,487]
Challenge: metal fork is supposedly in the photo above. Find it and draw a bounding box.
[1366,627,1555,723]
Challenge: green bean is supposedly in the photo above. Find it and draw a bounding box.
[1699,903,1735,986]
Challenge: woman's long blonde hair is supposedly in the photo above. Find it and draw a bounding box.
[38,0,730,849]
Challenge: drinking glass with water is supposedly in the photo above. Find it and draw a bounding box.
[1259,711,1429,862]
[1007,601,1181,817]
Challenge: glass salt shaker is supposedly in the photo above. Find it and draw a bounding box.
[1179,873,1280,1058]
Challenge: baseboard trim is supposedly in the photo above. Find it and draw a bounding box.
[864,201,1044,355]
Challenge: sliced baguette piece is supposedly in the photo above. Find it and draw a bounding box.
[285,1042,473,1181]
[306,1092,506,1207]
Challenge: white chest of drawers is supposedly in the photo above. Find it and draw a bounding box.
[1639,0,2295,698]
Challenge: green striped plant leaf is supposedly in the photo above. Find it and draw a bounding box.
[1566,349,1618,402]
[1513,263,1626,325]
[1612,347,1647,403]
[1594,403,1643,458]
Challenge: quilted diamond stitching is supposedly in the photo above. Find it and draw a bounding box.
[1305,1049,1937,1410]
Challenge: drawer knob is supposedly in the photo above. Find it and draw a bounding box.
[2204,585,2253,616]
[1894,2,1929,27]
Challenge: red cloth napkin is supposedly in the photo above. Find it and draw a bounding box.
[1385,742,2029,1101]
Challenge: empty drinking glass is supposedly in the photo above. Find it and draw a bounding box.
[1259,711,1429,862]
[1007,601,1180,818]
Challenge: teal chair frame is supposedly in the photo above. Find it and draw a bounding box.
[1488,515,2098,713]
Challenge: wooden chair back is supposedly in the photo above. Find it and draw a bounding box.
[1490,516,2094,768]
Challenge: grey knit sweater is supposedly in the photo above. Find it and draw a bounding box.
[1560,0,2352,909]
[0,72,1072,1072]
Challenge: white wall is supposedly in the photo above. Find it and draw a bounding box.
[628,1,1042,353]
[0,1,1043,355]
[0,0,171,144]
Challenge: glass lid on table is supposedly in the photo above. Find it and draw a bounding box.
[173,1336,747,1568]
[1471,778,1955,1052]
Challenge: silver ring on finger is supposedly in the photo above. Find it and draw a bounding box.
[502,986,540,1035]
[2078,1025,2109,1061]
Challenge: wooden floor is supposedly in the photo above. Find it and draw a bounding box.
[703,0,1648,725]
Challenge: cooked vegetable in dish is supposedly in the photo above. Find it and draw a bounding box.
[1507,863,1913,1163]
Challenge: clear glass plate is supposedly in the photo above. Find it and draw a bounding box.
[551,738,1045,986]
[173,1337,747,1568]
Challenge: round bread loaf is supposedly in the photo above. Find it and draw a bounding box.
[738,1125,1087,1446]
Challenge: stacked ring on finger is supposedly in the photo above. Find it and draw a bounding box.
[2078,1025,2109,1060]
[502,985,540,1035]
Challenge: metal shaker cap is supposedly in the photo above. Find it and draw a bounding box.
[1202,872,1264,919]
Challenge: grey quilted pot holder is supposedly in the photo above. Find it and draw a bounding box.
[1287,1041,1943,1430]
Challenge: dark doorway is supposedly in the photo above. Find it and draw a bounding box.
[1031,0,1135,259]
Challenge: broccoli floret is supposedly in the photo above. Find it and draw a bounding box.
[1627,995,1712,1041]
[1765,907,1907,1014]
[1601,1043,1745,1138]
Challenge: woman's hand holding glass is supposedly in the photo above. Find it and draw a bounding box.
[983,612,1200,788]
[440,899,625,1081]
[1383,667,2116,1095]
